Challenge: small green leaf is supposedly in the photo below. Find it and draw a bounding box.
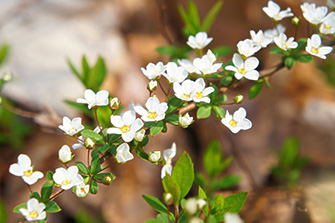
[284,57,296,69]
[87,56,106,91]
[41,181,54,202]
[165,114,179,125]
[94,172,116,182]
[248,80,264,99]
[142,195,168,214]
[296,38,307,51]
[280,136,299,168]
[76,161,90,175]
[136,147,149,161]
[162,174,181,205]
[297,54,313,63]
[198,186,209,217]
[90,156,102,175]
[220,76,233,86]
[150,121,164,136]
[81,56,90,84]
[81,129,103,142]
[66,58,83,83]
[223,192,247,214]
[0,44,10,66]
[188,0,200,28]
[194,172,206,191]
[203,140,223,178]
[270,46,283,55]
[46,171,54,181]
[210,194,224,217]
[212,175,241,190]
[201,1,223,32]
[212,106,225,119]
[13,203,27,213]
[29,191,41,201]
[207,215,217,223]
[64,100,91,116]
[166,97,183,114]
[45,201,61,213]
[89,180,99,194]
[197,106,212,119]
[212,46,233,57]
[171,152,194,200]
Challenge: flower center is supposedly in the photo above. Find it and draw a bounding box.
[62,179,71,185]
[80,188,86,193]
[148,112,158,119]
[311,47,319,54]
[29,211,38,219]
[23,169,33,177]
[324,24,331,29]
[237,68,246,74]
[195,92,203,99]
[229,119,237,127]
[121,125,130,133]
[182,94,191,98]
[68,127,77,134]
[284,42,288,49]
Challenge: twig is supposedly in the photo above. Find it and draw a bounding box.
[156,0,173,44]
[178,102,196,115]
[259,62,285,79]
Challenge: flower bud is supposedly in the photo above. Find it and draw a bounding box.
[102,175,115,185]
[110,97,120,110]
[292,17,300,26]
[147,80,158,91]
[135,129,145,142]
[189,217,203,223]
[185,198,198,215]
[148,151,161,163]
[163,192,173,205]
[75,183,89,198]
[179,113,193,128]
[85,138,95,149]
[233,94,243,104]
[197,199,206,209]
[2,72,13,82]
[58,145,73,163]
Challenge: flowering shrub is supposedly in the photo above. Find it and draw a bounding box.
[3,0,334,222]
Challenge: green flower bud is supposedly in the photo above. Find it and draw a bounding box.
[163,192,173,205]
[147,80,158,92]
[292,17,300,26]
[102,175,114,185]
[233,94,244,104]
[85,138,95,149]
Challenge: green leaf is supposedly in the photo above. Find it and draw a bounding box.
[29,191,41,201]
[284,57,296,69]
[212,175,241,190]
[162,174,181,205]
[81,56,90,84]
[248,80,264,99]
[142,195,168,214]
[269,46,283,55]
[178,4,197,35]
[212,46,233,57]
[197,106,211,119]
[166,97,183,114]
[220,76,233,86]
[136,147,149,161]
[157,213,171,223]
[0,199,7,223]
[165,114,179,125]
[0,44,10,66]
[188,0,200,29]
[207,215,217,223]
[194,172,206,191]
[280,137,299,168]
[90,156,102,175]
[150,121,164,136]
[296,38,307,51]
[66,58,83,83]
[198,186,209,217]
[203,140,223,178]
[41,181,54,202]
[89,180,99,194]
[76,161,90,175]
[171,152,194,200]
[46,171,54,181]
[201,1,223,32]
[215,94,227,105]
[64,100,91,116]
[81,129,103,142]
[177,212,188,223]
[210,194,224,217]
[87,56,106,91]
[94,172,116,182]
[45,201,61,213]
[212,106,225,119]
[297,54,313,63]
[13,203,27,213]
[223,192,247,214]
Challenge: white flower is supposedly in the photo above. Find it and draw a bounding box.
[9,154,43,185]
[134,97,168,122]
[320,12,335,34]
[197,199,207,209]
[274,33,298,51]
[306,34,333,59]
[141,62,166,80]
[19,198,46,221]
[193,78,215,103]
[186,32,213,50]
[53,166,84,190]
[115,143,134,163]
[134,129,146,142]
[178,59,200,74]
[76,89,109,109]
[221,107,252,134]
[72,126,100,150]
[224,213,244,223]
[58,145,73,163]
[189,217,203,223]
[179,113,194,128]
[237,39,261,58]
[148,80,158,91]
[192,53,222,76]
[149,151,161,163]
[185,198,198,215]
[58,117,84,136]
[75,183,90,198]
[301,2,328,25]
[262,0,293,21]
[264,24,286,41]
[161,142,177,179]
[225,53,260,81]
[173,79,196,101]
[250,30,272,48]
[107,110,144,142]
[110,97,120,110]
[163,62,188,84]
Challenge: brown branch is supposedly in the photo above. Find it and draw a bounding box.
[49,189,64,201]
[259,62,285,79]
[156,0,173,44]
[178,102,196,115]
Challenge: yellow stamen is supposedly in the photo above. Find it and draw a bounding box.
[23,169,33,177]
[195,92,203,99]
[284,42,288,50]
[182,94,190,98]
[148,112,158,119]
[324,24,331,29]
[29,211,38,219]
[120,125,130,133]
[311,47,319,54]
[237,68,246,75]
[229,119,237,128]
[62,179,71,185]
[80,188,86,193]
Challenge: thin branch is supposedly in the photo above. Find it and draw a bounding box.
[178,102,196,115]
[156,0,173,44]
[259,62,285,79]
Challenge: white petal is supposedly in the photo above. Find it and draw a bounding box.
[131,118,144,132]
[107,127,123,135]
[18,154,31,170]
[146,97,159,112]
[244,57,259,71]
[110,115,124,128]
[245,70,260,81]
[9,163,23,176]
[134,104,148,117]
[122,110,136,126]
[238,118,252,130]
[232,53,244,68]
[233,107,247,121]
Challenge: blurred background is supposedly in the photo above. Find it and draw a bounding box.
[1,0,335,222]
